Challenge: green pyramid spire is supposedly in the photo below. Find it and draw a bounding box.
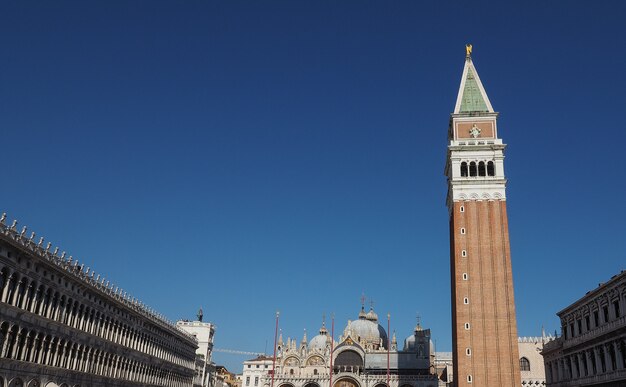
[454,50,494,114]
[459,67,489,113]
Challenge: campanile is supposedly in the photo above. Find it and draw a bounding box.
[445,46,521,387]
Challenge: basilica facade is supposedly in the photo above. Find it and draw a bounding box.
[252,306,439,387]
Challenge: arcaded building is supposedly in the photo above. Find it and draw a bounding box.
[542,270,626,387]
[0,214,198,387]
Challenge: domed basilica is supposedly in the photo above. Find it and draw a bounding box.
[268,304,440,387]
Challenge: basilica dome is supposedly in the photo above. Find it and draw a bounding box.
[344,307,388,349]
[309,322,331,351]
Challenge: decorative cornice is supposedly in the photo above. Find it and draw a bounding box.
[0,212,196,343]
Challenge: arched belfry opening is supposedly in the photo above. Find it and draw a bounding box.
[334,350,363,373]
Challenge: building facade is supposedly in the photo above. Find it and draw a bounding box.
[241,355,274,387]
[518,335,554,387]
[249,306,440,387]
[433,336,554,386]
[177,315,216,387]
[445,46,521,387]
[542,270,626,386]
[0,213,199,387]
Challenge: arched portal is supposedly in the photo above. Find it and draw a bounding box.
[27,380,40,387]
[334,350,363,372]
[8,378,24,387]
[304,383,320,387]
[278,384,294,387]
[334,378,359,387]
[374,383,387,387]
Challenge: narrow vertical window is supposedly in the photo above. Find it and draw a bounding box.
[461,162,468,177]
[462,250,467,257]
[467,375,473,383]
[469,162,477,177]
[520,357,531,371]
[487,161,495,176]
[460,228,466,235]
[460,205,465,213]
[464,322,470,329]
[466,348,471,356]
[464,298,469,305]
[462,273,468,280]
[478,161,486,176]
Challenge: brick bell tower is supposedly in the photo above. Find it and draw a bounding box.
[445,45,521,387]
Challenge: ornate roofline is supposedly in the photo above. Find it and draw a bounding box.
[0,212,196,343]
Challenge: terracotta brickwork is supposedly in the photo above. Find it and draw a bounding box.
[450,200,521,387]
[447,52,521,387]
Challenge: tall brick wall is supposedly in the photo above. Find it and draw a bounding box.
[450,199,521,387]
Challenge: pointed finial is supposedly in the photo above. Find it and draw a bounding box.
[10,220,17,230]
[360,292,366,308]
[29,232,35,241]
[466,44,472,58]
[38,237,44,247]
[20,226,27,237]
[0,213,6,224]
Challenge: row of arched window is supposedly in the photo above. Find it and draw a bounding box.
[0,320,192,387]
[460,161,495,177]
[0,264,195,369]
[545,339,626,383]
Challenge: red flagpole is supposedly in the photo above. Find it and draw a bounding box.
[329,313,334,387]
[271,311,279,387]
[387,313,390,387]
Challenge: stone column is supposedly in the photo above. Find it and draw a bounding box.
[1,271,14,303]
[10,276,22,306]
[31,334,40,362]
[37,337,47,364]
[593,347,602,374]
[606,343,615,372]
[577,352,586,377]
[38,291,45,317]
[29,286,40,313]
[20,332,32,361]
[10,328,23,359]
[0,325,11,357]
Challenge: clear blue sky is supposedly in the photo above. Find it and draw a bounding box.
[1,1,625,372]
